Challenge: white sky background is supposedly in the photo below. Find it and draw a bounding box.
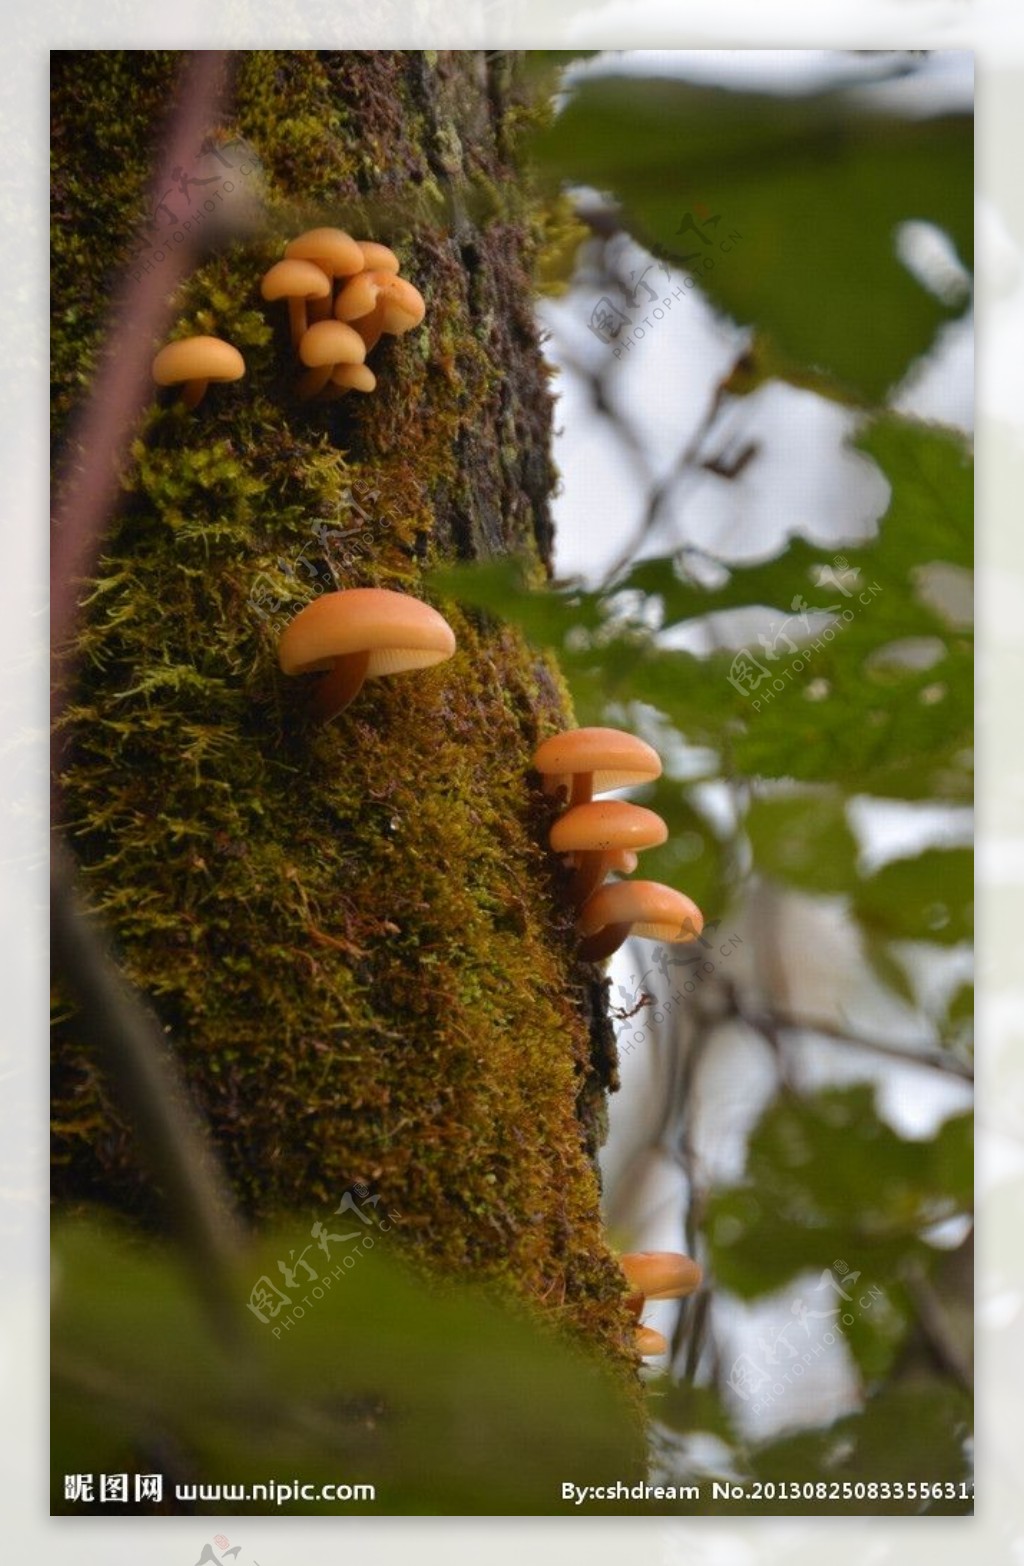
[4,20,1021,1566]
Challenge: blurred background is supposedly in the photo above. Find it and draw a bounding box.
[464,46,975,1498]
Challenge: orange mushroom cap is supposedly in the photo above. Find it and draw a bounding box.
[296,319,368,401]
[533,727,662,806]
[151,336,245,409]
[619,1251,703,1302]
[550,801,667,858]
[356,240,401,274]
[285,226,364,279]
[261,259,333,349]
[298,320,366,368]
[576,879,703,962]
[327,362,377,396]
[335,271,426,344]
[261,258,332,305]
[551,801,668,907]
[634,1326,669,1357]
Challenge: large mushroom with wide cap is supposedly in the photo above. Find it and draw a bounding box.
[278,587,456,723]
[151,335,245,410]
[576,879,703,963]
[533,727,662,807]
[550,800,668,906]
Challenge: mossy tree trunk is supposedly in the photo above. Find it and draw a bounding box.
[52,50,633,1366]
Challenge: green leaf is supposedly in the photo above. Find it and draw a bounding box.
[534,78,972,402]
[705,1088,973,1298]
[52,1216,645,1516]
[746,788,858,894]
[745,1382,972,1514]
[434,419,972,801]
[854,847,973,945]
[624,777,729,913]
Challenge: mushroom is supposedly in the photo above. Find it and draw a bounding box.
[550,801,668,906]
[576,879,703,963]
[296,320,367,401]
[356,240,401,274]
[285,227,365,320]
[533,727,662,808]
[151,335,245,410]
[277,587,456,723]
[634,1326,668,1357]
[260,258,332,349]
[323,363,377,400]
[619,1251,703,1303]
[335,271,426,352]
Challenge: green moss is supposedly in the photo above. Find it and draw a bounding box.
[52,50,638,1381]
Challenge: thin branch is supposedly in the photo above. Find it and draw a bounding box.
[51,837,244,1337]
[600,348,751,589]
[771,1009,974,1081]
[902,1258,973,1395]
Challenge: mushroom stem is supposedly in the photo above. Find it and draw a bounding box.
[287,297,309,350]
[308,288,333,323]
[313,649,371,723]
[569,773,594,807]
[353,301,385,354]
[181,378,209,410]
[297,362,336,401]
[578,919,632,963]
[567,851,612,908]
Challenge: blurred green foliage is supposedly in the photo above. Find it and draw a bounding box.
[534,74,972,403]
[52,1217,646,1515]
[431,57,974,1512]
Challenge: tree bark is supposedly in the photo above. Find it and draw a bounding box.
[51,49,632,1368]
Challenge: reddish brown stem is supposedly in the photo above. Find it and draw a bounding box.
[181,378,208,410]
[569,772,594,806]
[312,650,370,722]
[578,920,632,963]
[567,850,610,907]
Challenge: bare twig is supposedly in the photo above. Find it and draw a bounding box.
[600,351,750,589]
[772,1009,974,1082]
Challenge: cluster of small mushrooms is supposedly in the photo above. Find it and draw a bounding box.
[617,1250,702,1358]
[150,226,425,407]
[151,225,704,1363]
[533,726,704,966]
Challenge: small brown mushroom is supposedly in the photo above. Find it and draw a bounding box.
[576,880,703,963]
[356,240,400,274]
[285,227,364,320]
[260,258,332,349]
[619,1251,703,1302]
[277,587,456,723]
[296,320,366,401]
[151,335,245,410]
[634,1326,669,1357]
[335,271,426,352]
[533,727,662,807]
[323,363,378,400]
[550,801,668,906]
